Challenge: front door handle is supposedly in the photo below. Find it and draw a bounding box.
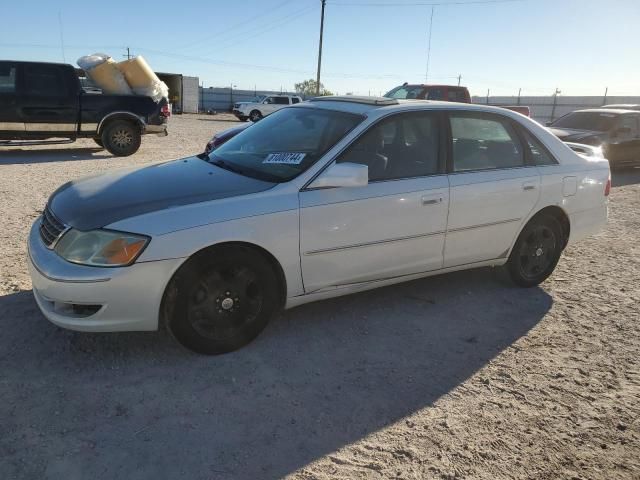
[522,182,537,191]
[421,196,443,205]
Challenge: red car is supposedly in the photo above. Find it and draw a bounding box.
[385,83,471,102]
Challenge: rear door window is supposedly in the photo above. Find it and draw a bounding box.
[450,114,524,172]
[0,65,16,94]
[274,96,290,105]
[519,128,558,166]
[291,97,300,104]
[24,65,66,97]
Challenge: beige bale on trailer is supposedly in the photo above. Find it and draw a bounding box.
[77,54,132,95]
[117,56,168,102]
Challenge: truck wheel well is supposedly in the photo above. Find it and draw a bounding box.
[98,114,144,135]
[530,206,570,248]
[160,242,287,330]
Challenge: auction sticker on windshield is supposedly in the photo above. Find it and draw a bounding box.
[263,152,306,164]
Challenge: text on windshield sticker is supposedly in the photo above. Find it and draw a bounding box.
[263,152,306,164]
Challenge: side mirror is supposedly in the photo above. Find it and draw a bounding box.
[308,162,369,189]
[545,121,553,127]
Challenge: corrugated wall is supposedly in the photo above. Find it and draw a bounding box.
[199,88,300,112]
[472,95,640,123]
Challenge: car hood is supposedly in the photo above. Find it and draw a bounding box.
[548,127,605,142]
[49,157,276,231]
[214,123,251,140]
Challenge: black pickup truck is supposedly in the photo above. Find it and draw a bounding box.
[0,60,169,156]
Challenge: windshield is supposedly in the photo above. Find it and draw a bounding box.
[207,107,363,182]
[551,112,618,131]
[384,85,424,99]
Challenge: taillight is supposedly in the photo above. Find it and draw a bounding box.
[161,104,171,118]
[604,174,611,197]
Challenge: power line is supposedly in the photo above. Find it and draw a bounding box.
[328,0,523,6]
[178,0,295,49]
[210,4,318,51]
[425,6,434,82]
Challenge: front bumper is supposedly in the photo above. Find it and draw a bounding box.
[27,220,183,332]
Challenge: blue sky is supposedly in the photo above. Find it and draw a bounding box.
[1,0,638,97]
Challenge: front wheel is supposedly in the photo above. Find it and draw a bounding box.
[165,246,281,355]
[507,214,564,287]
[101,120,141,157]
[249,110,263,122]
[93,137,104,148]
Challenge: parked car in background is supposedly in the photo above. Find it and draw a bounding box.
[203,122,251,155]
[29,97,609,354]
[384,83,530,116]
[548,108,640,169]
[232,94,302,122]
[385,83,472,102]
[600,104,640,111]
[0,60,170,156]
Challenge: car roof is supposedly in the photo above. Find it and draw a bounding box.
[396,84,468,89]
[572,108,631,115]
[600,104,640,110]
[302,96,531,118]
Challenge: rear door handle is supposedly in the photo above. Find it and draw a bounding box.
[421,195,443,205]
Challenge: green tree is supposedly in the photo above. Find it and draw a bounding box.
[294,79,333,97]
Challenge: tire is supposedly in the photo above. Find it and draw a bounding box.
[93,137,104,148]
[507,214,564,287]
[249,110,263,122]
[240,116,249,122]
[101,120,141,157]
[165,246,281,355]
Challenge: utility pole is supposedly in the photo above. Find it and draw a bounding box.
[486,89,490,105]
[550,87,561,122]
[425,6,434,83]
[316,0,326,96]
[123,47,131,60]
[457,74,461,86]
[603,86,608,106]
[517,87,521,105]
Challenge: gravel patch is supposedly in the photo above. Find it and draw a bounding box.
[1,114,638,479]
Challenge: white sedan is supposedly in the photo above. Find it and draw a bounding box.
[28,97,610,354]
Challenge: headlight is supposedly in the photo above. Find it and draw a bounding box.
[54,229,150,267]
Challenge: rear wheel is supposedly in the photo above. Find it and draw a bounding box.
[101,120,141,157]
[165,246,281,355]
[249,110,263,122]
[507,214,564,287]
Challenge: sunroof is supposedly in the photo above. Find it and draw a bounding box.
[309,96,398,106]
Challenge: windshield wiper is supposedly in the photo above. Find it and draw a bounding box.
[210,159,248,176]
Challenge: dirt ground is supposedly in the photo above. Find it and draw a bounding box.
[1,114,638,480]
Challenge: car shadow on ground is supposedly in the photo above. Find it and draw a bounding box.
[0,147,110,164]
[0,267,551,479]
[197,117,246,123]
[611,167,640,188]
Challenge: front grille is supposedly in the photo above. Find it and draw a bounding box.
[40,205,67,248]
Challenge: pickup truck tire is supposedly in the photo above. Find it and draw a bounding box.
[93,138,104,148]
[101,120,141,157]
[249,110,263,122]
